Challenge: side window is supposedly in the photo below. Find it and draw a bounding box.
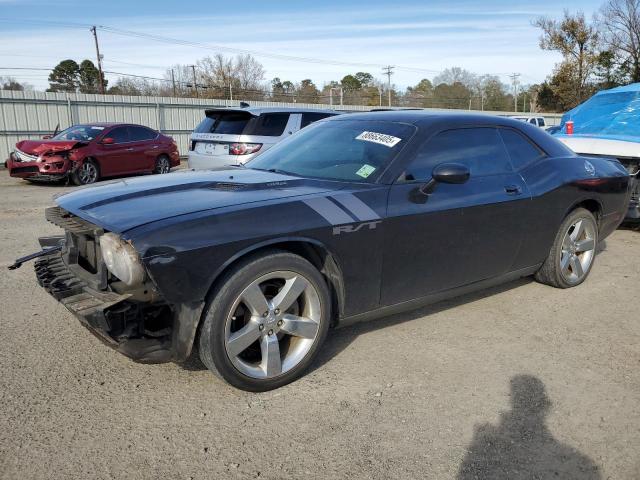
[108,127,129,144]
[250,113,290,136]
[498,128,546,170]
[538,118,546,127]
[529,118,537,125]
[301,113,333,129]
[129,126,157,142]
[405,127,512,181]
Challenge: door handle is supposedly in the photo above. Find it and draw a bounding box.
[504,185,522,195]
[126,148,134,151]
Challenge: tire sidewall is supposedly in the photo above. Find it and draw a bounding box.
[199,252,331,391]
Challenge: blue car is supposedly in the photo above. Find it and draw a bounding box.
[554,83,640,222]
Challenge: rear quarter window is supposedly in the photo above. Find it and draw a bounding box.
[301,113,334,129]
[498,128,546,169]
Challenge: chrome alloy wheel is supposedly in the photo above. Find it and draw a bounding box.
[79,162,98,184]
[224,271,322,379]
[559,218,596,284]
[157,156,170,173]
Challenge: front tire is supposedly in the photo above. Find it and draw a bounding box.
[71,159,99,185]
[198,250,331,391]
[535,208,598,288]
[154,155,171,174]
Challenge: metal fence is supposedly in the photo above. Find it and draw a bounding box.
[0,90,563,161]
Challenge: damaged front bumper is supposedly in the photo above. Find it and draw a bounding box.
[16,230,203,364]
[6,151,74,181]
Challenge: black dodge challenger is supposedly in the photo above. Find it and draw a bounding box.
[12,112,631,391]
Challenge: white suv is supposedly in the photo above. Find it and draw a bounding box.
[188,107,339,169]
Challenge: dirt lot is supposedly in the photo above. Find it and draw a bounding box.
[0,172,639,480]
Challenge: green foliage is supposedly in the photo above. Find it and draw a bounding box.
[47,59,80,92]
[47,59,106,93]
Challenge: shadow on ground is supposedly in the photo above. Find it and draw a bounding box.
[457,375,601,480]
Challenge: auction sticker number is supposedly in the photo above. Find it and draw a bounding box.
[355,131,402,148]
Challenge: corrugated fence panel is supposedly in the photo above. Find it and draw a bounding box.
[0,90,563,162]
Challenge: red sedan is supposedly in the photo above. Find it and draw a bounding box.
[6,123,180,185]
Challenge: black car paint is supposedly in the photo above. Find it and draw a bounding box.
[43,112,630,363]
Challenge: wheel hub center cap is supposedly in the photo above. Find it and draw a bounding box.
[265,311,277,325]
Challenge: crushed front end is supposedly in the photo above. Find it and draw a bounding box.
[28,206,196,363]
[7,147,79,182]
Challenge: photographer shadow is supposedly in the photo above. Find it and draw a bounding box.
[458,375,601,480]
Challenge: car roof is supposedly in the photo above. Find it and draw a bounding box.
[203,107,340,116]
[75,122,153,128]
[328,110,531,127]
[325,110,573,158]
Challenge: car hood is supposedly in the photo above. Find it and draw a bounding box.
[55,168,344,233]
[16,139,87,155]
[556,134,640,158]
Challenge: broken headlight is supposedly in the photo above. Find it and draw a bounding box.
[99,233,145,286]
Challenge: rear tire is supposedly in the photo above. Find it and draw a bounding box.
[71,159,99,185]
[535,208,598,288]
[198,250,331,391]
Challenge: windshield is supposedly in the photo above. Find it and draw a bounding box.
[246,119,415,183]
[53,125,106,141]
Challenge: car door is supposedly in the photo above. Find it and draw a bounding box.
[96,126,132,176]
[127,126,158,171]
[380,127,532,306]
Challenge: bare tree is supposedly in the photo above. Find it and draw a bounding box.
[600,0,640,82]
[534,10,600,103]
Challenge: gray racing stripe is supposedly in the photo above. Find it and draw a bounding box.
[303,197,354,225]
[331,193,380,221]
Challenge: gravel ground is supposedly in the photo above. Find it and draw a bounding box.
[0,172,639,480]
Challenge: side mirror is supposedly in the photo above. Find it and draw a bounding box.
[419,163,470,195]
[101,137,115,145]
[432,163,470,184]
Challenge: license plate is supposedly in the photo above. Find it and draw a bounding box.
[203,143,228,155]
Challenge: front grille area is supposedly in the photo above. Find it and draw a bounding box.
[35,253,87,300]
[10,166,39,174]
[45,206,97,235]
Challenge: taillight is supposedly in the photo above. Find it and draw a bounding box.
[229,143,262,155]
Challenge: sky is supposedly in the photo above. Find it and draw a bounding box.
[0,0,604,92]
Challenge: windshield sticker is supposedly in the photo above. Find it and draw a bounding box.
[355,131,402,148]
[355,164,377,178]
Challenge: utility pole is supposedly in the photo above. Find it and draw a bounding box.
[378,86,382,106]
[523,93,527,112]
[90,26,105,94]
[229,83,233,101]
[189,65,198,97]
[508,73,520,112]
[171,69,177,96]
[329,87,343,106]
[382,65,394,107]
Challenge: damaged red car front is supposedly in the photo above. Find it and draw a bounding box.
[7,139,87,183]
[6,123,180,185]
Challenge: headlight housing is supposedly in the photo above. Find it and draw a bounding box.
[99,233,145,286]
